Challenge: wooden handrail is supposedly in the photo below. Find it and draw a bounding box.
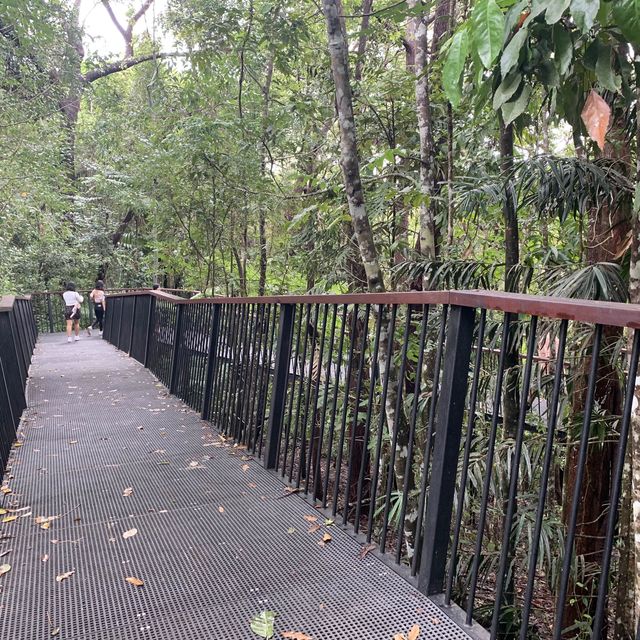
[103,288,640,329]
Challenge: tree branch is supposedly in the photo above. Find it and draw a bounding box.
[132,0,156,25]
[111,209,135,247]
[101,0,128,42]
[83,52,181,83]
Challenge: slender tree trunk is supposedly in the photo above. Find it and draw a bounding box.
[562,118,631,637]
[322,0,384,293]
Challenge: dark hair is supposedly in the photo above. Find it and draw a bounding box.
[65,281,76,292]
[95,280,104,290]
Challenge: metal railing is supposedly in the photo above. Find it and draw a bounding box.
[102,288,640,639]
[0,296,37,473]
[30,288,198,334]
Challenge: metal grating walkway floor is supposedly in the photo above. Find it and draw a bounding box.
[0,334,475,640]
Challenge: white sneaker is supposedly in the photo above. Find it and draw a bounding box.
[67,337,72,343]
[74,336,80,342]
[86,327,92,336]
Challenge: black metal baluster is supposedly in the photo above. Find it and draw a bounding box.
[552,324,603,640]
[331,304,360,516]
[250,305,270,454]
[257,305,279,458]
[490,315,538,638]
[410,305,449,577]
[304,304,330,494]
[395,304,430,564]
[281,304,304,473]
[366,304,397,541]
[380,307,413,552]
[288,304,311,482]
[591,329,640,639]
[343,304,371,525]
[211,304,231,422]
[322,304,348,508]
[519,319,567,638]
[465,313,514,622]
[354,305,383,534]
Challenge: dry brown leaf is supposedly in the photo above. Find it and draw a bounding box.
[581,90,610,151]
[358,543,376,560]
[429,617,440,625]
[303,515,317,523]
[282,632,312,640]
[2,516,17,524]
[122,487,133,497]
[122,528,138,539]
[322,532,332,543]
[0,563,10,577]
[125,576,144,587]
[241,464,250,472]
[1,486,11,495]
[41,521,51,530]
[56,570,74,583]
[307,524,320,534]
[393,635,406,640]
[407,624,420,640]
[218,506,225,513]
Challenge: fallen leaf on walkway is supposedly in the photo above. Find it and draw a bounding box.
[56,570,74,583]
[393,634,405,640]
[287,527,296,534]
[303,515,317,523]
[242,464,250,472]
[0,509,5,515]
[68,441,77,445]
[1,486,11,495]
[408,624,420,640]
[123,487,133,497]
[241,455,253,461]
[14,443,23,448]
[125,576,144,587]
[50,628,60,637]
[307,524,320,534]
[430,617,440,625]
[218,506,225,513]
[322,533,332,543]
[324,518,334,526]
[0,563,10,577]
[282,632,312,640]
[41,521,51,530]
[122,528,137,539]
[250,610,277,639]
[358,543,376,560]
[42,554,49,562]
[2,516,17,524]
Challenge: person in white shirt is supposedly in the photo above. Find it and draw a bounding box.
[62,282,83,343]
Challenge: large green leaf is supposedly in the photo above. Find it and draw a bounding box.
[493,72,523,109]
[612,0,640,46]
[501,83,532,123]
[471,0,506,69]
[570,0,600,32]
[503,0,528,39]
[443,29,470,107]
[545,0,571,23]
[595,45,621,92]
[250,611,277,639]
[553,24,574,75]
[500,27,528,77]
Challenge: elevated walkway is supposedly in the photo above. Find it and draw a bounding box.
[0,334,472,639]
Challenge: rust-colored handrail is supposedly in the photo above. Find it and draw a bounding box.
[106,288,640,328]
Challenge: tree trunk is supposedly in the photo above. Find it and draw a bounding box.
[562,118,631,637]
[322,0,384,293]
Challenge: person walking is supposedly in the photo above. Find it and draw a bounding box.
[63,282,83,343]
[87,280,106,335]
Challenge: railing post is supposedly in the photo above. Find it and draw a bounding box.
[143,295,155,367]
[116,297,124,348]
[128,295,137,356]
[46,293,54,334]
[418,304,475,596]
[264,304,295,470]
[201,305,221,420]
[169,303,184,395]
